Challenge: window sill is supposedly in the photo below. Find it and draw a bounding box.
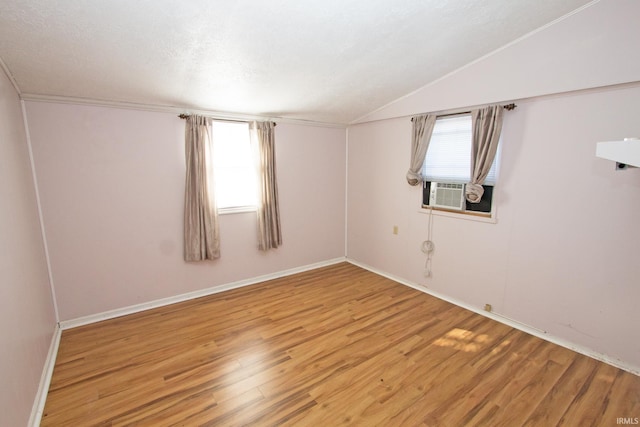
[419,205,497,224]
[218,206,257,215]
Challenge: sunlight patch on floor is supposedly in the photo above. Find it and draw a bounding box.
[433,328,491,353]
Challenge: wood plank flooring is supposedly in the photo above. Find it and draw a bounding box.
[41,263,640,426]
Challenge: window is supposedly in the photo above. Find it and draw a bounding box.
[421,114,500,215]
[211,121,258,212]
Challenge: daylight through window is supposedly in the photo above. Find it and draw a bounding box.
[211,121,258,211]
[421,114,498,184]
[421,114,500,215]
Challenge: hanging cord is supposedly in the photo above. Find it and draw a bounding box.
[422,207,435,277]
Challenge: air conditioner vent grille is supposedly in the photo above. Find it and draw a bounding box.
[430,182,465,210]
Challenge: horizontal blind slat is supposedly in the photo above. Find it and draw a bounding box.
[422,114,498,185]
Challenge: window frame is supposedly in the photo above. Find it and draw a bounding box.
[421,181,496,219]
[209,120,258,214]
[420,114,501,221]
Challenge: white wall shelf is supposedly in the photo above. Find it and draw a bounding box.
[596,137,640,168]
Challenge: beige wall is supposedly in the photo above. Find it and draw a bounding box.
[347,0,640,373]
[25,102,346,321]
[0,72,56,424]
[347,83,640,371]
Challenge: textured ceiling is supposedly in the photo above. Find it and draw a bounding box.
[0,0,593,124]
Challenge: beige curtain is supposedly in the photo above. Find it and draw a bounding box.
[466,105,504,203]
[250,121,282,251]
[184,115,220,261]
[407,114,437,186]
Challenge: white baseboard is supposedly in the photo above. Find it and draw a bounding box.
[347,258,640,376]
[29,324,62,427]
[59,257,347,330]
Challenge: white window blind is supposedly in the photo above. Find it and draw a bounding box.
[422,114,499,185]
[211,121,258,210]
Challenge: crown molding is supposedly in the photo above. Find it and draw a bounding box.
[20,93,347,129]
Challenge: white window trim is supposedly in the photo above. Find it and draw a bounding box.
[418,204,498,224]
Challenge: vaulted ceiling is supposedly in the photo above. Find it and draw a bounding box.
[0,0,593,124]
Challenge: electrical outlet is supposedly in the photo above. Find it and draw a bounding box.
[484,304,492,312]
[393,225,398,235]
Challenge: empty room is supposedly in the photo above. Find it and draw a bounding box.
[1,0,639,425]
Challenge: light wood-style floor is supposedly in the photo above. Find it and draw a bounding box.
[42,263,639,426]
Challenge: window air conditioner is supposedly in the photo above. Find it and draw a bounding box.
[429,182,466,210]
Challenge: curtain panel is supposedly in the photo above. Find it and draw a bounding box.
[184,115,221,261]
[250,121,282,251]
[407,114,437,186]
[467,105,504,203]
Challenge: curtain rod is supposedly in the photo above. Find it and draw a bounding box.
[411,103,516,121]
[178,113,276,126]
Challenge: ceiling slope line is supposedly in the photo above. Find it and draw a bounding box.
[345,80,640,130]
[350,0,601,125]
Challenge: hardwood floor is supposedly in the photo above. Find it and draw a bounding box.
[42,263,639,426]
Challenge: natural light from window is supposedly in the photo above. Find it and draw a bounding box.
[211,121,258,211]
[433,328,492,353]
[422,114,499,185]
